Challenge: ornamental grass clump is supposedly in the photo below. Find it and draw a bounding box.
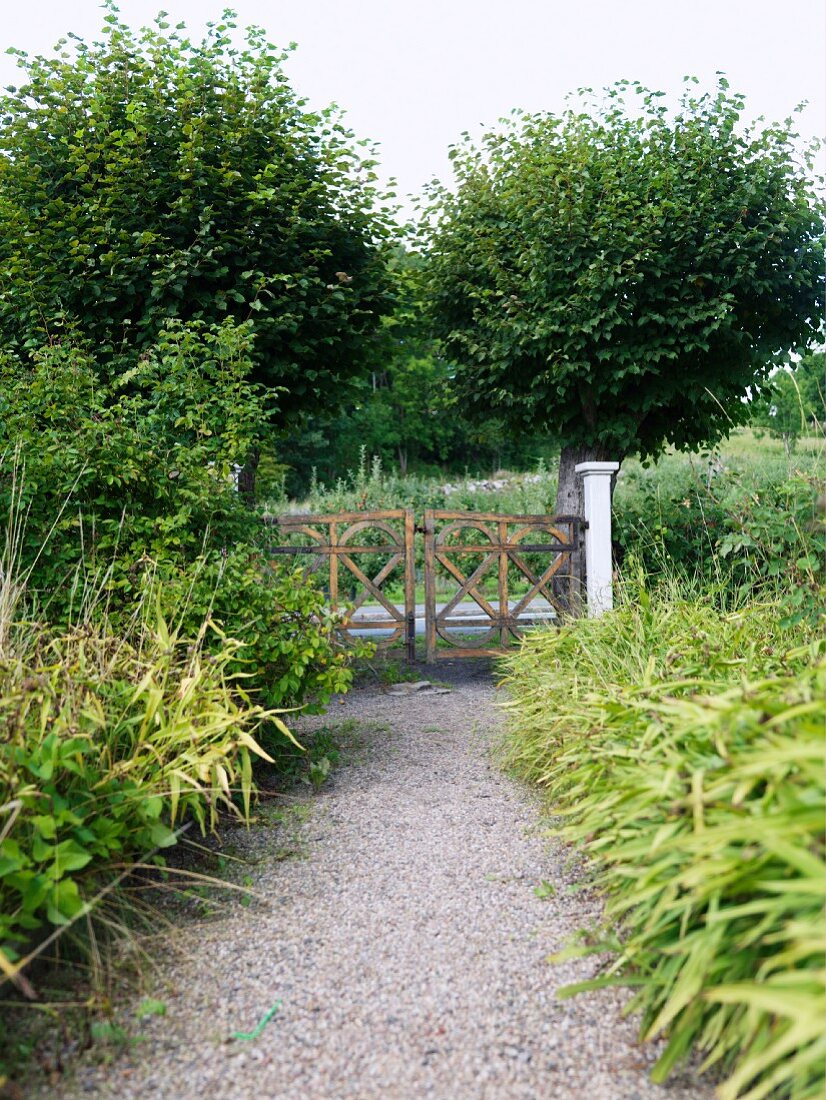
[501,587,825,1100]
[0,582,288,992]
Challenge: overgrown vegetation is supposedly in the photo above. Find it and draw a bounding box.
[501,571,825,1099]
[0,318,358,1027]
[0,321,357,712]
[613,432,824,626]
[0,578,282,989]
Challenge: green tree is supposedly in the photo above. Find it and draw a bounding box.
[796,347,826,427]
[275,250,559,492]
[0,320,267,590]
[752,348,825,450]
[0,5,394,437]
[422,79,825,514]
[356,251,460,475]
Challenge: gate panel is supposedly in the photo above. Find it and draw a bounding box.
[267,510,416,659]
[424,511,585,662]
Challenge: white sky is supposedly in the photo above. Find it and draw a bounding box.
[1,0,824,215]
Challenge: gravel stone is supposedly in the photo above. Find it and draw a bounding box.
[46,661,713,1100]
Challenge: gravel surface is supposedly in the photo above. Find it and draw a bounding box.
[47,661,712,1100]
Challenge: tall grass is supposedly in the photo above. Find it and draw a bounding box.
[500,582,825,1099]
[0,515,290,997]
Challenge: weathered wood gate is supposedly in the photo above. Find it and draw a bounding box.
[266,509,585,662]
[423,510,584,661]
[267,509,417,660]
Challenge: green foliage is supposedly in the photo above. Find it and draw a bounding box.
[0,590,279,984]
[422,78,825,462]
[501,589,824,1098]
[277,251,557,494]
[350,252,463,474]
[0,321,356,714]
[136,999,167,1019]
[0,320,266,597]
[750,350,825,446]
[278,450,556,517]
[261,725,343,791]
[0,4,394,419]
[0,320,363,994]
[156,548,358,716]
[613,432,825,624]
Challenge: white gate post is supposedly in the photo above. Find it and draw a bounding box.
[575,461,620,617]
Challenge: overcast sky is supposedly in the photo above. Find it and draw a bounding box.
[1,0,824,213]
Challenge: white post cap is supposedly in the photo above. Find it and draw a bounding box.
[575,461,620,475]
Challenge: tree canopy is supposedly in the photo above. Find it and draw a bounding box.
[422,78,825,507]
[276,250,559,493]
[0,5,395,420]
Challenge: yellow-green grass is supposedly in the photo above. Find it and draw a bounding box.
[500,586,824,1099]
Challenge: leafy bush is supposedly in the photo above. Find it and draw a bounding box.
[0,322,362,991]
[0,321,358,715]
[0,584,283,989]
[501,587,825,1099]
[0,320,267,602]
[613,436,824,623]
[155,547,358,717]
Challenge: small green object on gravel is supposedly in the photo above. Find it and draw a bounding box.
[137,998,167,1019]
[232,1001,282,1041]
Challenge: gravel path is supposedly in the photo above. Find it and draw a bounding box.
[50,662,712,1100]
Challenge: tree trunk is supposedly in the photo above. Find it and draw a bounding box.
[555,443,605,518]
[398,446,408,476]
[237,447,260,505]
[554,443,617,614]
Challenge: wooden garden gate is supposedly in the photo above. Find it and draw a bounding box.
[266,509,585,662]
[423,510,584,661]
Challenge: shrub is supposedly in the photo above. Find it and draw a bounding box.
[154,547,358,718]
[0,324,362,990]
[0,320,268,604]
[613,437,825,624]
[0,585,283,989]
[501,587,825,1099]
[0,322,357,715]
